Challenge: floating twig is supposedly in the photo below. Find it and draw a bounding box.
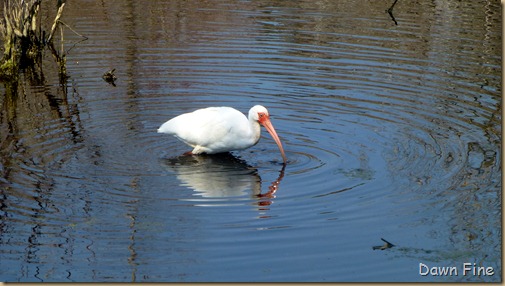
[372,238,395,250]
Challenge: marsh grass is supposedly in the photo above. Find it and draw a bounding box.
[0,0,67,80]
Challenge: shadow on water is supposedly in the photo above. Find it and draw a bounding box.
[160,153,286,207]
[0,46,85,283]
[0,65,82,184]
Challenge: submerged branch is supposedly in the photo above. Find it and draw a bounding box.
[386,0,399,25]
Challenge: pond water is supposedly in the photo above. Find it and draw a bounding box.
[0,0,501,282]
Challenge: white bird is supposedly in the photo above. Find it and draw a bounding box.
[157,105,287,163]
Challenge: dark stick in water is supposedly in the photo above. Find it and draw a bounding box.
[386,0,399,25]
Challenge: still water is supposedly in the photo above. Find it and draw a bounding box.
[0,0,501,282]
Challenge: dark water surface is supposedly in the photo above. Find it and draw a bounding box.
[0,0,501,282]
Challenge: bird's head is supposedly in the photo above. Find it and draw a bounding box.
[249,105,287,164]
[249,105,269,122]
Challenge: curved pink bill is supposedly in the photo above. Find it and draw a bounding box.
[259,116,287,164]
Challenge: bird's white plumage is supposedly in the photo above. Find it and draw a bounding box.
[158,105,287,163]
[157,106,260,154]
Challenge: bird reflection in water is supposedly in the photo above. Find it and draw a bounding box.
[160,153,285,207]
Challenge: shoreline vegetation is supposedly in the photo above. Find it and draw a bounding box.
[0,0,80,81]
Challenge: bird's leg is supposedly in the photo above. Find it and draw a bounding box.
[182,151,194,156]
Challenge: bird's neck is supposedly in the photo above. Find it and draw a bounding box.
[249,119,262,145]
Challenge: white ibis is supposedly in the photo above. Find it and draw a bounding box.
[157,105,287,163]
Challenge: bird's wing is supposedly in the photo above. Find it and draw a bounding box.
[158,107,247,148]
